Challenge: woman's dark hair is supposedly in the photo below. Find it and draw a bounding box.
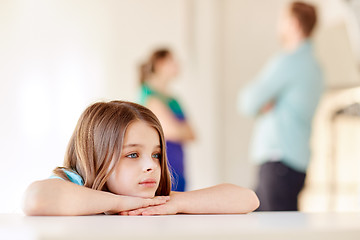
[139,48,171,85]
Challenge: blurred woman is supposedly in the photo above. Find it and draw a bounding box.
[139,48,195,191]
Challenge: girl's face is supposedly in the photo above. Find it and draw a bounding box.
[107,120,161,198]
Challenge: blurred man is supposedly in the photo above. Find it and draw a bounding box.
[239,1,324,211]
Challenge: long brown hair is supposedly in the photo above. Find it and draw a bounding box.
[53,100,171,196]
[139,48,171,85]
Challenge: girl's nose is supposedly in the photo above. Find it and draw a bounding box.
[143,157,158,172]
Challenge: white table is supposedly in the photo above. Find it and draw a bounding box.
[1,212,360,240]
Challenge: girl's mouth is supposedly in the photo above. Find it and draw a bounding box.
[139,178,157,188]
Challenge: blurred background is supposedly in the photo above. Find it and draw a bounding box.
[1,0,360,213]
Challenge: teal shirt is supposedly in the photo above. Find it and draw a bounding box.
[139,83,185,120]
[238,40,324,173]
[50,169,84,186]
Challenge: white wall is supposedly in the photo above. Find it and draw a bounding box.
[183,0,222,189]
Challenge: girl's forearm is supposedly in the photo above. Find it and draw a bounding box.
[23,179,169,216]
[173,183,259,214]
[23,179,121,216]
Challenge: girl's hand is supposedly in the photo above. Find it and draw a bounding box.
[106,195,170,215]
[119,197,178,216]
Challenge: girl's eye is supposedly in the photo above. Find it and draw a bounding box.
[152,153,161,159]
[126,153,139,158]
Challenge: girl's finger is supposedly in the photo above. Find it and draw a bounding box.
[153,196,170,202]
[147,196,169,206]
[128,208,146,216]
[141,206,164,216]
